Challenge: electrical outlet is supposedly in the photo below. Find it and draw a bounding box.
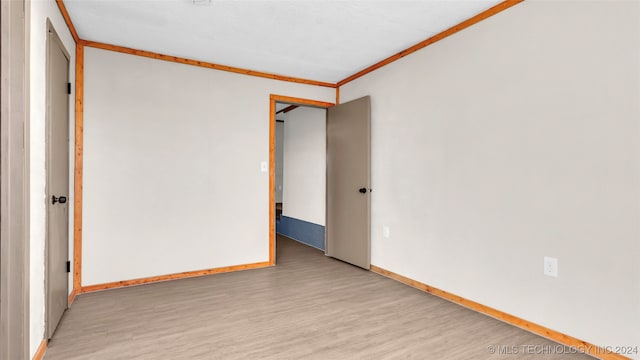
[383,225,390,239]
[260,161,268,172]
[543,256,558,277]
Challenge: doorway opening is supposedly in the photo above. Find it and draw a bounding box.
[269,95,333,265]
[274,104,298,224]
[269,94,372,269]
[275,103,327,252]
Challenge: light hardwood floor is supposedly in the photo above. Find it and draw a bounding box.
[44,236,594,359]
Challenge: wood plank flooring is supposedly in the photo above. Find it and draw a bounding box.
[44,236,594,359]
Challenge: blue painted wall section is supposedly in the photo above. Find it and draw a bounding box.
[276,216,325,251]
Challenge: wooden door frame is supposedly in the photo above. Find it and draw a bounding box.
[0,0,30,358]
[269,95,334,265]
[45,19,71,339]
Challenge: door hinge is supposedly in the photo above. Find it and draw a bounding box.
[66,261,71,273]
[67,83,72,95]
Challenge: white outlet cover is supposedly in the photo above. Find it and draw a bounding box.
[543,256,558,277]
[260,161,268,172]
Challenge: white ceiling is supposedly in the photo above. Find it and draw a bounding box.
[64,0,502,84]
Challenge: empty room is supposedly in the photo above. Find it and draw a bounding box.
[1,0,638,359]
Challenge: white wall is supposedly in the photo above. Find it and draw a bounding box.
[83,47,334,285]
[282,106,326,226]
[275,121,284,203]
[341,0,639,355]
[29,1,76,357]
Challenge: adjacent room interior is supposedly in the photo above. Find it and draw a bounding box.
[2,0,638,359]
[275,103,328,253]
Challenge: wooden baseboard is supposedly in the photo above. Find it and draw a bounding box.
[80,261,272,293]
[32,339,47,360]
[370,265,630,360]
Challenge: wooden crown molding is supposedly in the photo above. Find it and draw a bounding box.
[57,1,335,87]
[55,0,79,43]
[337,0,525,87]
[60,0,525,90]
[78,40,337,88]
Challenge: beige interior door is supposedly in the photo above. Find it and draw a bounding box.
[46,23,70,339]
[325,96,371,269]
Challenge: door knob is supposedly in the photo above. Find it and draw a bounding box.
[359,188,367,194]
[52,195,67,204]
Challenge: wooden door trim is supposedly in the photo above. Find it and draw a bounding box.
[73,43,84,295]
[269,95,334,265]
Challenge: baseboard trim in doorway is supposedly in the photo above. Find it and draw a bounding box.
[369,265,629,360]
[277,216,325,251]
[32,339,47,360]
[80,261,272,293]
